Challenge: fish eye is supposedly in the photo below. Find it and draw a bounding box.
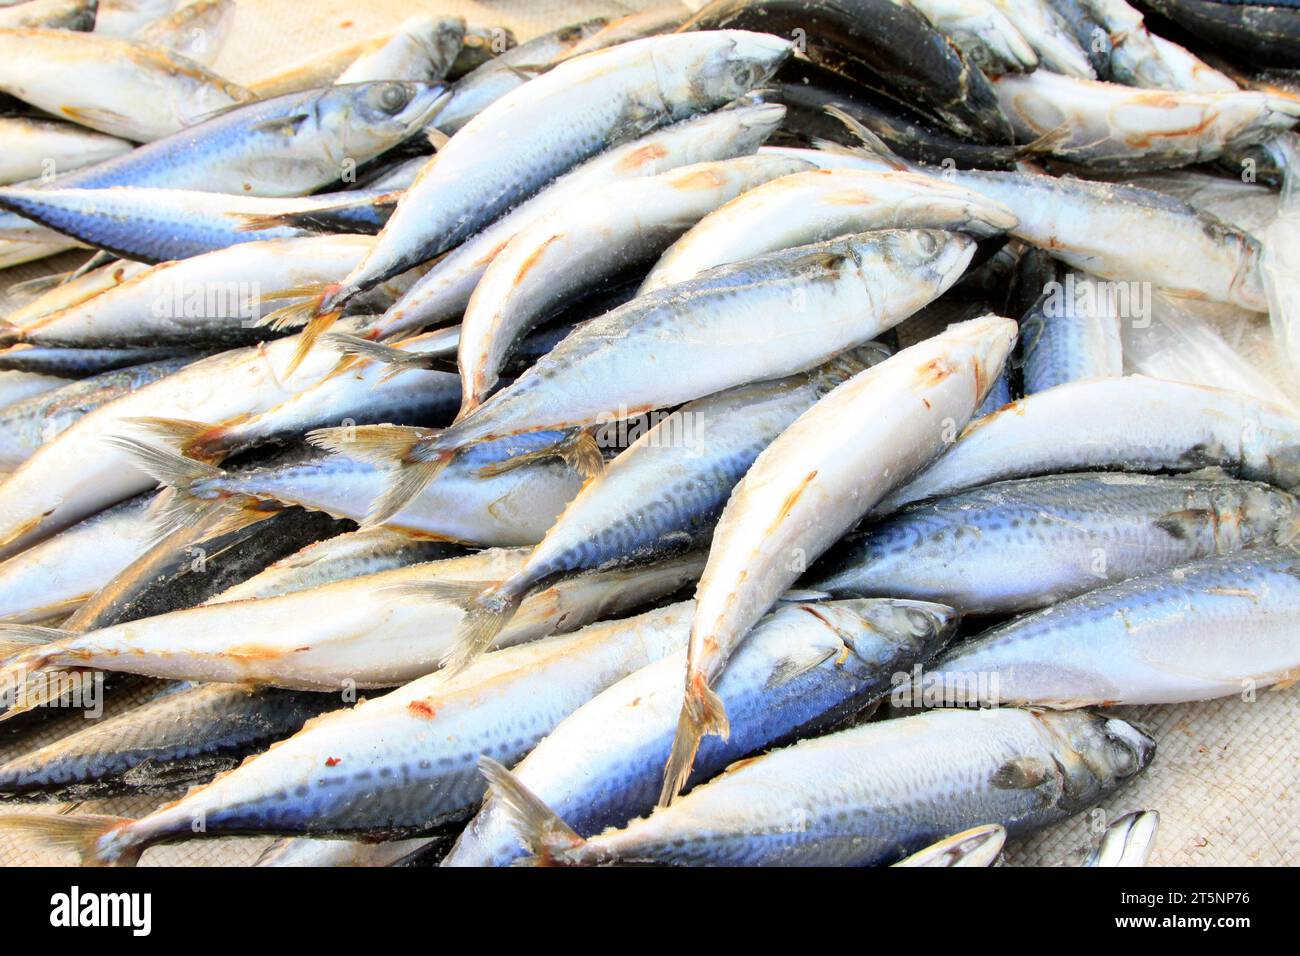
[375,83,412,114]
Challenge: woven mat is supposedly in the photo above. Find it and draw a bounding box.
[2,0,1297,868]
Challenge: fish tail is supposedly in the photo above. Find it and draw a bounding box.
[474,431,605,480]
[0,623,69,661]
[322,332,452,379]
[443,583,524,675]
[363,456,454,528]
[233,211,298,233]
[0,319,23,348]
[284,308,343,376]
[816,105,909,170]
[305,422,436,463]
[105,433,222,491]
[385,578,522,672]
[659,672,730,807]
[0,813,139,866]
[119,416,226,463]
[478,756,585,866]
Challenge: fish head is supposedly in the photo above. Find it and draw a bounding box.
[685,31,792,107]
[1243,486,1300,546]
[1034,710,1156,809]
[871,229,979,301]
[932,313,1020,407]
[326,81,451,158]
[835,598,960,673]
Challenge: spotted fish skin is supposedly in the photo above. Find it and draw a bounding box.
[86,602,699,863]
[879,375,1300,513]
[809,473,1300,615]
[518,708,1153,867]
[0,683,340,801]
[445,598,957,867]
[919,545,1300,707]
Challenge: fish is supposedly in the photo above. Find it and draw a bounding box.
[310,31,792,325]
[1263,134,1300,378]
[0,494,158,627]
[63,506,347,633]
[135,0,235,66]
[1084,810,1160,866]
[484,707,1154,866]
[432,347,891,675]
[880,375,1300,513]
[919,544,1300,709]
[0,343,198,377]
[0,27,252,141]
[3,258,149,329]
[683,0,1014,142]
[456,154,812,415]
[319,230,974,527]
[0,369,71,408]
[1079,0,1173,86]
[30,81,447,198]
[424,19,611,135]
[993,72,1299,171]
[0,601,703,863]
[0,329,351,558]
[893,824,1007,866]
[367,99,788,342]
[806,473,1300,615]
[660,314,1017,804]
[0,682,342,801]
[0,551,703,698]
[0,117,132,187]
[985,0,1097,76]
[0,357,192,469]
[639,167,1018,293]
[0,187,401,263]
[0,0,98,31]
[444,598,957,866]
[1019,268,1123,393]
[334,16,465,85]
[122,432,587,545]
[2,235,385,348]
[905,0,1039,73]
[206,528,463,605]
[1142,0,1300,69]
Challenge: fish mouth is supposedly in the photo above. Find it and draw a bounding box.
[404,84,454,133]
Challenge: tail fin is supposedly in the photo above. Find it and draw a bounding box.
[308,424,452,527]
[818,105,910,171]
[0,813,137,866]
[118,416,224,463]
[387,579,525,676]
[478,756,585,866]
[106,434,222,491]
[659,672,730,807]
[323,332,456,380]
[0,633,77,722]
[474,431,604,481]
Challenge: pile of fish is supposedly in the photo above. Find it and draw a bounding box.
[0,0,1295,867]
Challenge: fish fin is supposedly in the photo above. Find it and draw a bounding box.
[659,672,730,807]
[0,638,73,720]
[0,623,70,662]
[59,105,130,131]
[104,434,221,490]
[1153,509,1213,541]
[0,319,22,348]
[474,432,604,480]
[777,589,832,603]
[440,582,524,676]
[322,332,454,377]
[363,458,452,528]
[4,271,67,306]
[0,813,136,866]
[247,113,309,136]
[766,646,838,689]
[818,105,909,170]
[478,756,584,866]
[145,486,258,543]
[383,578,490,605]
[233,211,296,233]
[1014,124,1071,157]
[306,423,435,463]
[284,308,342,375]
[119,416,224,463]
[990,756,1054,789]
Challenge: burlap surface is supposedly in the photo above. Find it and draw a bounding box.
[1,0,1296,867]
